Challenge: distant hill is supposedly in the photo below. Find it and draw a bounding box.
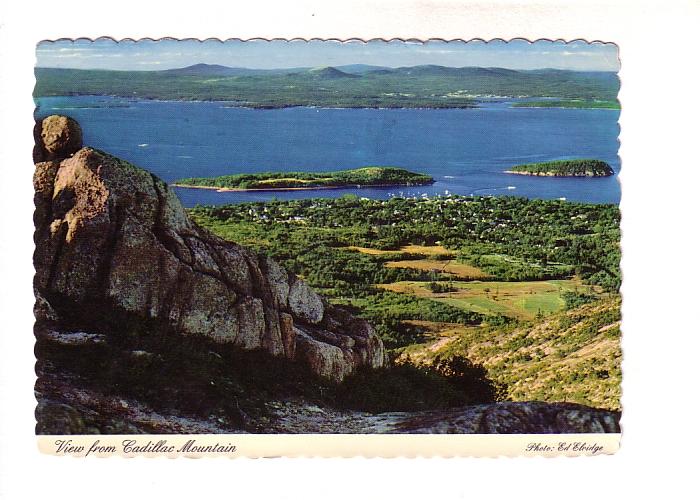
[163,63,252,76]
[163,63,392,77]
[305,66,359,79]
[34,64,620,108]
[161,63,309,77]
[393,65,521,77]
[335,64,392,74]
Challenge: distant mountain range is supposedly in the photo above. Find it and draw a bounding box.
[158,63,615,80]
[34,64,619,108]
[160,63,391,77]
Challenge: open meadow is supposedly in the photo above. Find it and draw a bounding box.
[380,278,603,320]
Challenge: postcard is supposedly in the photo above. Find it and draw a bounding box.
[32,38,621,457]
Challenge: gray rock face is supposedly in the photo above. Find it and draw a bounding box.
[33,116,385,382]
[288,279,325,324]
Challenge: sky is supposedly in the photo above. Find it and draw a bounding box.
[36,38,620,72]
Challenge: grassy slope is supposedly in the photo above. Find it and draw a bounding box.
[398,297,621,410]
[380,278,603,320]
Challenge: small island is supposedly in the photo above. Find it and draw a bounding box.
[506,159,614,177]
[173,167,435,191]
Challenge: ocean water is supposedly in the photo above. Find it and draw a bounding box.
[34,96,621,206]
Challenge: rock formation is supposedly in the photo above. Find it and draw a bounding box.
[36,377,621,434]
[265,400,621,434]
[33,115,83,163]
[33,115,385,382]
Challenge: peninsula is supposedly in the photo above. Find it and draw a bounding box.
[173,167,435,191]
[506,159,614,177]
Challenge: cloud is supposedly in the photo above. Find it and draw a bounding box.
[560,51,598,57]
[58,47,95,52]
[36,45,100,53]
[39,51,124,59]
[414,49,462,55]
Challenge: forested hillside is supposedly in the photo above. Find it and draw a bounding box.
[35,65,620,107]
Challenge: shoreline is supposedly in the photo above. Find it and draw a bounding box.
[172,185,620,205]
[510,105,620,110]
[36,94,479,110]
[171,182,435,193]
[36,94,621,111]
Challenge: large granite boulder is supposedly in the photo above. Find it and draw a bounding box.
[33,115,83,163]
[33,116,385,382]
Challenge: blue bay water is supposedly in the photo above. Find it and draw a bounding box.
[34,96,620,206]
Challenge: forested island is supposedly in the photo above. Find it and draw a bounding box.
[174,167,434,191]
[34,64,619,108]
[506,159,614,177]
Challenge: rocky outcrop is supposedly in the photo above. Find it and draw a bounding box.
[264,400,621,434]
[33,115,83,163]
[35,368,621,433]
[33,116,385,382]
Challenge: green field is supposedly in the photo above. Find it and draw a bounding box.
[381,279,602,320]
